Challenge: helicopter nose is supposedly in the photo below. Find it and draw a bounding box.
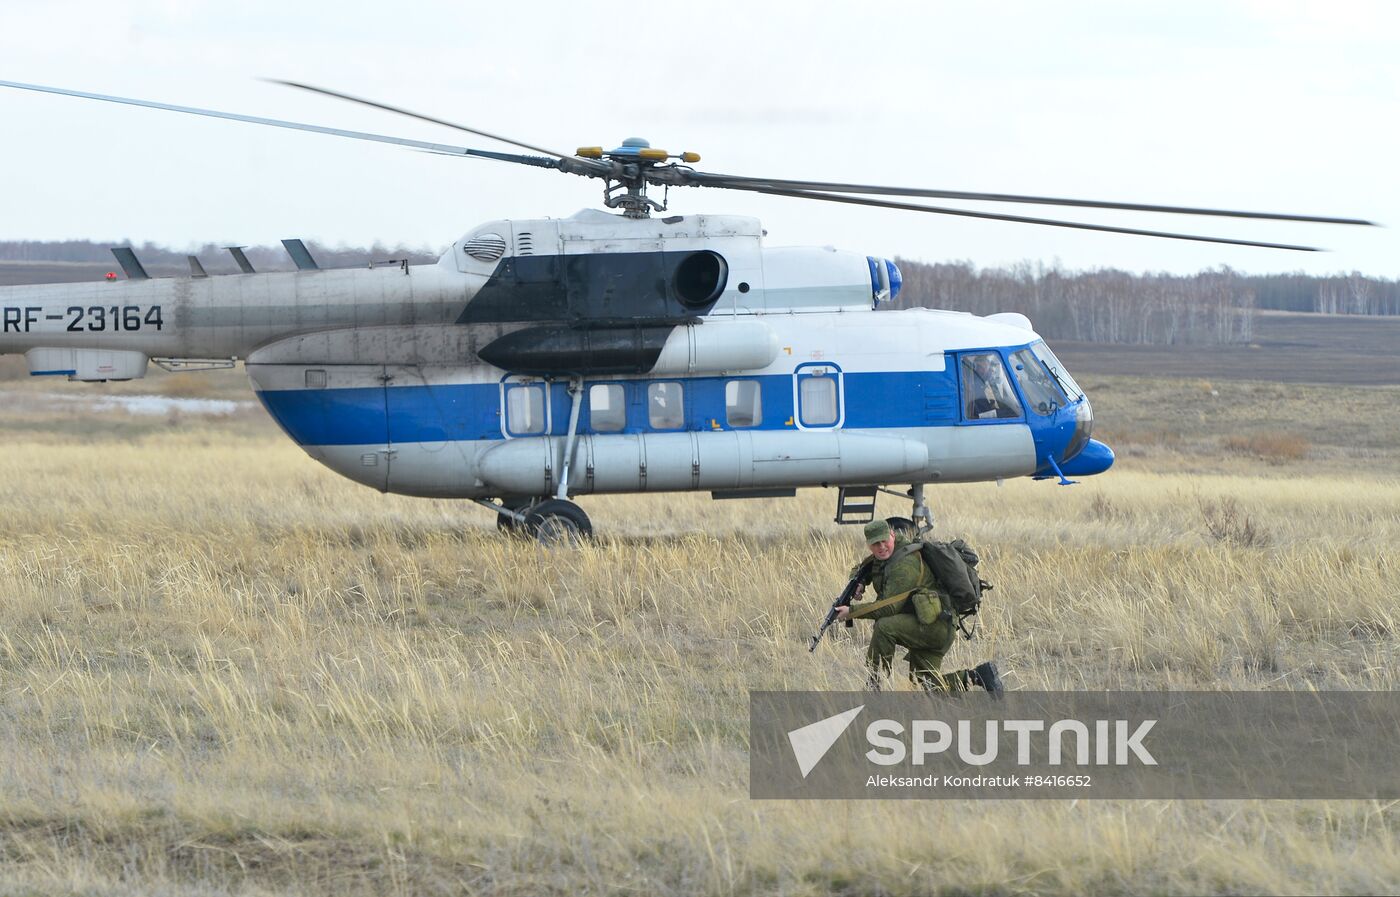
[1039,397,1113,477]
[1059,438,1115,476]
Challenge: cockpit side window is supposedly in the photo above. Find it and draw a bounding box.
[1011,348,1065,416]
[961,352,1023,420]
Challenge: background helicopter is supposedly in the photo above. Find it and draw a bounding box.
[0,79,1376,541]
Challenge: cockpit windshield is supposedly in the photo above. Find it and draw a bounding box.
[1029,341,1083,401]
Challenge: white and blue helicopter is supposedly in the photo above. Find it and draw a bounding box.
[0,80,1374,541]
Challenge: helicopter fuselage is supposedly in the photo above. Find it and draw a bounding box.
[0,210,1112,506]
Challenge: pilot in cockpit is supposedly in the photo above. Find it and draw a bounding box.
[963,353,1022,420]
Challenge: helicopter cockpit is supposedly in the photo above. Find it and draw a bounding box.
[955,337,1104,480]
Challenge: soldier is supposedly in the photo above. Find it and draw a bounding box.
[836,519,1004,696]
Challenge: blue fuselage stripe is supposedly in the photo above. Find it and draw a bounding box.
[257,370,966,446]
[255,366,1086,472]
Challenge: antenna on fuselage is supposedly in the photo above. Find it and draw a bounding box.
[281,238,319,271]
[109,247,149,280]
[225,246,256,274]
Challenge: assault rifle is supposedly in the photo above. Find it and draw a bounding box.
[808,559,874,652]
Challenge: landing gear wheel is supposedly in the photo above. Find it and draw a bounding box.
[885,516,918,538]
[524,499,593,546]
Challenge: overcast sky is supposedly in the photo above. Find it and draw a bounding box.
[1,1,1396,276]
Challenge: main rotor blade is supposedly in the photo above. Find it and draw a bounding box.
[686,172,1375,227]
[741,185,1324,251]
[270,79,585,165]
[0,78,561,169]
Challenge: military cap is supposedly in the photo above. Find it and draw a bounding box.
[863,519,892,544]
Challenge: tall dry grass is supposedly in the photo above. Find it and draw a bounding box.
[0,417,1398,894]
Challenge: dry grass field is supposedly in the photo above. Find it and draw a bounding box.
[1,365,1398,896]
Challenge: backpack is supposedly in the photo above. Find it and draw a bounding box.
[914,538,992,638]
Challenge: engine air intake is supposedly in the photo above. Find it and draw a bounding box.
[673,250,728,308]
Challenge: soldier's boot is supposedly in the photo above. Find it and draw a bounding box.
[970,661,1005,700]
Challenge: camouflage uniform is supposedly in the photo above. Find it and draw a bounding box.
[846,523,982,692]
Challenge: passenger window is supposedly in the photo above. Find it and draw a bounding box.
[647,382,685,429]
[725,380,763,427]
[799,375,838,426]
[1011,349,1064,416]
[961,353,1023,420]
[506,383,546,435]
[589,383,626,432]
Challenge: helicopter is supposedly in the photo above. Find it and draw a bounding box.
[0,79,1376,542]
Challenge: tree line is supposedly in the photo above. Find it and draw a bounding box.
[891,259,1399,344]
[1236,271,1400,316]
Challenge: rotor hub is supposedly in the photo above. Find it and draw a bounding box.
[574,140,701,218]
